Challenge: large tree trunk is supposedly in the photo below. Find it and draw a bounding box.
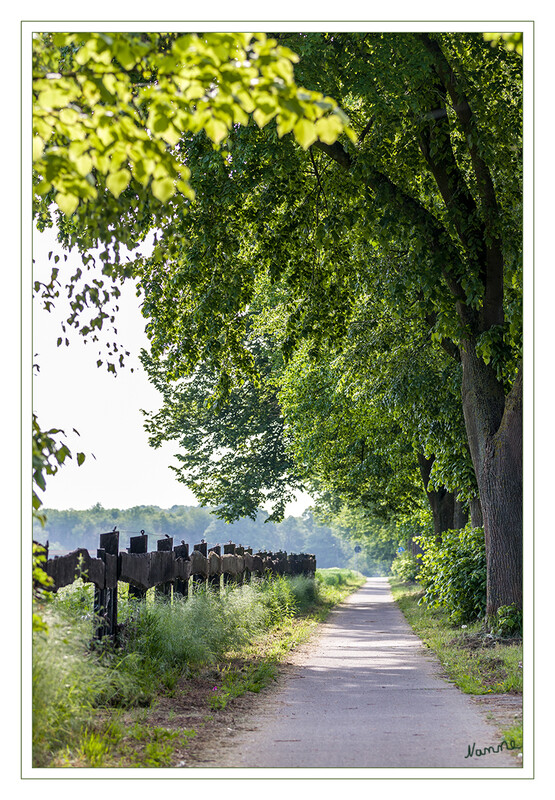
[416,453,456,537]
[480,368,523,614]
[460,341,522,617]
[453,493,469,529]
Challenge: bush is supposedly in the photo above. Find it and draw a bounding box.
[415,524,486,625]
[390,550,420,582]
[490,604,523,638]
[119,583,271,673]
[257,575,298,623]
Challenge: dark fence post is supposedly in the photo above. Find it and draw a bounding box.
[95,530,119,641]
[174,542,190,599]
[244,546,252,583]
[93,547,107,637]
[156,536,173,599]
[128,531,148,600]
[208,545,222,592]
[236,545,245,585]
[192,541,208,591]
[223,542,236,586]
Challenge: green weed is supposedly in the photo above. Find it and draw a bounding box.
[390,578,523,696]
[209,661,278,710]
[34,569,365,766]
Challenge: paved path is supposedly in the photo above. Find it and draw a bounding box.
[208,578,520,769]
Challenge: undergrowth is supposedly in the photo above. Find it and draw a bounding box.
[389,579,523,695]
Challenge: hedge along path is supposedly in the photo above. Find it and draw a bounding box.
[36,530,316,641]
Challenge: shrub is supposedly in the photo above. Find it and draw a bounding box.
[315,568,350,587]
[287,575,319,611]
[490,604,523,638]
[415,524,486,625]
[390,550,420,582]
[119,583,270,673]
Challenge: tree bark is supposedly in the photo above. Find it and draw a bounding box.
[416,453,456,537]
[469,495,484,528]
[453,495,469,529]
[460,343,523,616]
[480,368,523,615]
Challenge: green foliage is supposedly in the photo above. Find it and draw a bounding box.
[209,662,278,710]
[415,524,487,624]
[258,575,298,623]
[390,550,421,582]
[118,585,266,674]
[33,31,352,364]
[32,607,114,766]
[483,32,523,55]
[32,30,352,531]
[141,335,302,522]
[132,32,521,550]
[133,31,521,392]
[32,413,86,524]
[490,604,523,638]
[317,504,403,575]
[390,579,523,697]
[34,31,352,217]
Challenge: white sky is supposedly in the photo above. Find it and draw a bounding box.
[32,224,314,514]
[9,6,553,786]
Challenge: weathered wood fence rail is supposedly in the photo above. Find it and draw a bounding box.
[34,530,316,641]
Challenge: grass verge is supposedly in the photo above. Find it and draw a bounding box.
[389,578,523,751]
[34,568,365,767]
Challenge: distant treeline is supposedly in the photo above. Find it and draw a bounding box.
[33,504,396,574]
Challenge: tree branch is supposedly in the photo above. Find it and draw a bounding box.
[311,139,353,169]
[312,123,468,305]
[417,33,505,329]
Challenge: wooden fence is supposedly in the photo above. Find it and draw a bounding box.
[34,530,316,641]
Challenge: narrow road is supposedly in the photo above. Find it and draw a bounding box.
[203,578,520,769]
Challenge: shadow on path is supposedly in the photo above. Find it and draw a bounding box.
[206,579,521,769]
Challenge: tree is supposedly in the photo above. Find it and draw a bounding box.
[33,31,352,354]
[141,333,304,522]
[32,31,352,516]
[133,32,522,617]
[34,31,523,617]
[140,274,470,536]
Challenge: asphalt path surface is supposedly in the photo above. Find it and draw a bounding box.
[206,578,520,770]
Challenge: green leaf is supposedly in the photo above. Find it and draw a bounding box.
[315,115,344,145]
[293,118,317,149]
[204,117,229,145]
[33,136,44,160]
[151,177,176,203]
[55,191,79,216]
[106,169,131,198]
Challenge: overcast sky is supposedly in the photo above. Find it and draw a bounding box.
[32,224,313,515]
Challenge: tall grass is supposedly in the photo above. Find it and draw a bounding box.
[33,606,112,766]
[33,569,365,766]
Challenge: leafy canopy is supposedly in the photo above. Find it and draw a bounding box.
[34,31,353,243]
[32,31,354,518]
